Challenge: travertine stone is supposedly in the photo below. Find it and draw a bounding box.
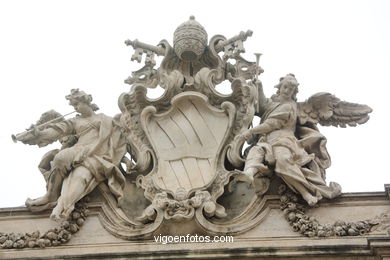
[14,89,128,221]
[0,189,389,259]
[5,17,383,257]
[236,74,372,206]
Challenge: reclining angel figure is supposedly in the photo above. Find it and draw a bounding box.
[236,74,372,206]
[18,89,128,220]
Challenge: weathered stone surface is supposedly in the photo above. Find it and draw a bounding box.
[4,16,386,259]
[0,187,389,259]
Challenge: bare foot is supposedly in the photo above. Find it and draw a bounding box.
[50,212,62,222]
[257,163,272,177]
[302,193,318,206]
[25,195,50,207]
[50,202,64,221]
[253,177,270,196]
[236,172,254,184]
[229,170,254,192]
[60,205,75,220]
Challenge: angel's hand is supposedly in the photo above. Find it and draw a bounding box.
[235,129,252,141]
[32,126,42,138]
[243,129,254,140]
[120,156,135,174]
[81,147,91,160]
[252,78,262,87]
[234,134,243,142]
[17,127,43,146]
[125,160,135,174]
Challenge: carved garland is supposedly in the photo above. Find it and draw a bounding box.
[278,185,377,237]
[0,199,88,249]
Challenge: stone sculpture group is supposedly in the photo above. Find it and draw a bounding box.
[11,16,374,242]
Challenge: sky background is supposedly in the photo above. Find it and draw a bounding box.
[0,0,389,207]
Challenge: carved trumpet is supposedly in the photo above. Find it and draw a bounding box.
[254,53,262,80]
[12,111,76,143]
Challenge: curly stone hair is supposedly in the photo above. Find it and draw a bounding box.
[65,89,99,111]
[274,73,299,101]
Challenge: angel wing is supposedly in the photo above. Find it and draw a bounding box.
[297,92,373,127]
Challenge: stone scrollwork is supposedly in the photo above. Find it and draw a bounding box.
[124,16,257,89]
[136,190,217,222]
[124,64,159,88]
[114,16,264,237]
[131,90,238,222]
[8,16,382,247]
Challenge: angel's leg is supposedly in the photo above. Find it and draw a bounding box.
[242,145,269,181]
[50,166,98,220]
[26,148,74,208]
[281,175,318,206]
[273,146,318,206]
[25,170,63,207]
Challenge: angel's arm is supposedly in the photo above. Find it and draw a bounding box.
[121,155,135,174]
[28,120,75,147]
[240,103,291,140]
[250,118,285,135]
[83,115,113,157]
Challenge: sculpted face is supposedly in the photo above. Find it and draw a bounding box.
[279,82,296,100]
[74,102,93,116]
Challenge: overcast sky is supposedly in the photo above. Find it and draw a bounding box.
[0,0,389,208]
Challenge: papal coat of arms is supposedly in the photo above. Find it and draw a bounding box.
[8,16,376,246]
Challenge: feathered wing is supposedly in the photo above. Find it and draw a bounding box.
[297,92,373,127]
